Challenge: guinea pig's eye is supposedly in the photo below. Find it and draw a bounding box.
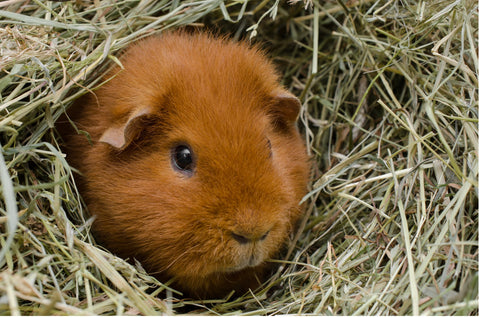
[171,144,195,176]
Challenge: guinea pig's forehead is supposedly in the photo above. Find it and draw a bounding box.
[169,94,266,124]
[168,107,268,147]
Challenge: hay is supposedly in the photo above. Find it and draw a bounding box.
[0,0,478,315]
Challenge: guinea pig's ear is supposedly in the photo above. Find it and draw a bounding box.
[269,90,302,133]
[99,107,152,150]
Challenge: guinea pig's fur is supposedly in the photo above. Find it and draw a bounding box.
[62,31,310,298]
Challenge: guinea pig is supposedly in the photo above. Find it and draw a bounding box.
[62,31,310,298]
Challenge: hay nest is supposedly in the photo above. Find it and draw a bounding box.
[0,0,478,315]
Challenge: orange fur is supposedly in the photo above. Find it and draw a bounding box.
[62,32,310,298]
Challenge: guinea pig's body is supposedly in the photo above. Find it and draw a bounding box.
[63,32,310,298]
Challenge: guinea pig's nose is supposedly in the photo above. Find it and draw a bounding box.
[231,230,270,244]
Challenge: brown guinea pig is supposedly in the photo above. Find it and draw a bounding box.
[62,31,310,298]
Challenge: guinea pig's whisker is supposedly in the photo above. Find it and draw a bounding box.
[163,243,202,272]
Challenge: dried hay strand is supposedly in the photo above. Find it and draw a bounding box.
[0,0,478,315]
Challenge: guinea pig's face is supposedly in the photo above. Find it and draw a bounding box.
[115,90,304,279]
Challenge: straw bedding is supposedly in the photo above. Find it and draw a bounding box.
[0,0,478,315]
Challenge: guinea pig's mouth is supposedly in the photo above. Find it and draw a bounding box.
[216,225,284,273]
[221,246,267,273]
[232,257,263,273]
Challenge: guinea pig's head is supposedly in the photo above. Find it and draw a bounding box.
[70,32,310,297]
